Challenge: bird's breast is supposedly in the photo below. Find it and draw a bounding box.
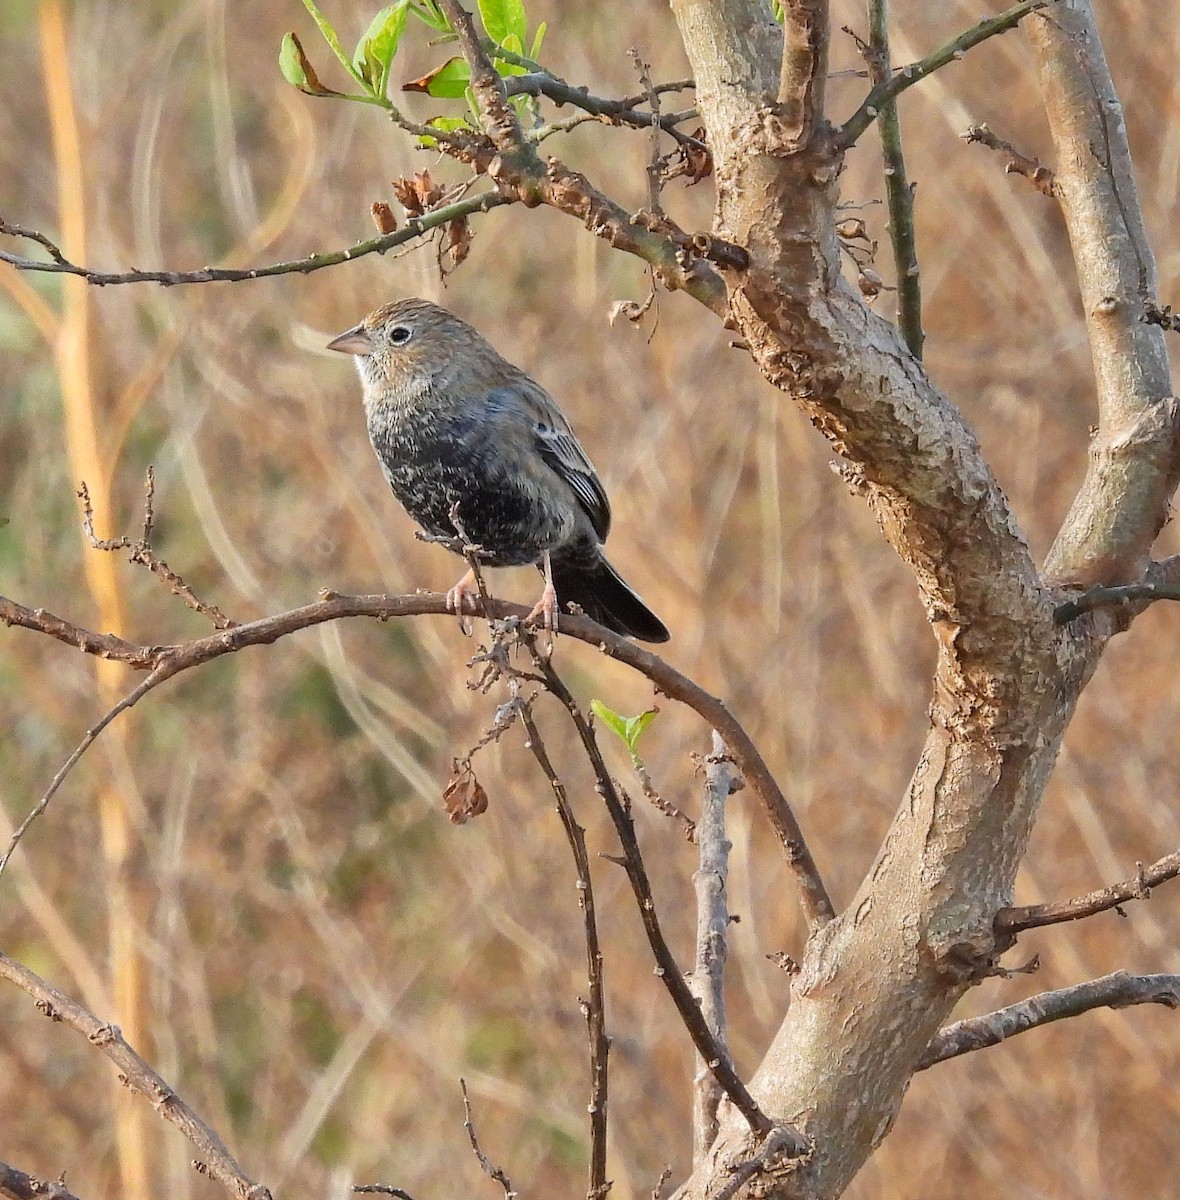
[365,406,583,567]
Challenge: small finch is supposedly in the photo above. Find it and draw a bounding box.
[327,298,670,643]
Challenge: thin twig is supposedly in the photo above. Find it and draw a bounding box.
[962,124,1057,197]
[629,49,665,215]
[353,1187,416,1200]
[918,972,1180,1069]
[837,0,1051,148]
[0,192,511,287]
[690,733,736,1164]
[0,586,829,920]
[519,702,610,1200]
[502,72,703,149]
[0,1162,84,1200]
[524,643,781,1138]
[459,1079,517,1200]
[0,661,175,876]
[996,848,1180,934]
[0,951,271,1200]
[862,4,923,359]
[79,472,237,629]
[1053,581,1180,624]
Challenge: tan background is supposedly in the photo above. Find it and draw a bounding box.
[1,2,1178,1197]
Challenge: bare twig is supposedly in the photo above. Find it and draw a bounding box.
[690,733,736,1163]
[0,192,511,287]
[837,0,1051,148]
[79,471,237,629]
[501,72,703,149]
[861,4,923,359]
[1,586,829,922]
[918,972,1180,1069]
[519,703,610,1200]
[0,1162,84,1200]
[353,1187,416,1200]
[629,49,665,215]
[1053,581,1180,624]
[459,1079,517,1200]
[0,951,271,1200]
[0,662,174,876]
[996,848,1180,934]
[633,757,695,841]
[524,643,778,1138]
[962,123,1056,197]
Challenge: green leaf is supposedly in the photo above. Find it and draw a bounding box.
[278,31,345,97]
[353,3,409,97]
[279,31,309,88]
[415,114,472,148]
[590,701,659,754]
[493,33,526,76]
[408,0,450,31]
[300,0,364,84]
[423,56,472,97]
[0,517,9,528]
[529,20,545,59]
[478,0,526,46]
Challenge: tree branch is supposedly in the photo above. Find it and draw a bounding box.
[996,848,1180,935]
[918,972,1180,1069]
[1027,0,1180,586]
[527,645,795,1143]
[0,193,510,286]
[501,72,703,148]
[0,588,830,924]
[836,0,1050,148]
[519,703,610,1200]
[961,123,1056,197]
[459,1080,516,1200]
[864,1,923,359]
[689,733,737,1164]
[0,1162,85,1200]
[778,0,829,149]
[0,951,271,1200]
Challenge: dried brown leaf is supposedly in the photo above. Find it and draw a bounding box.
[443,760,489,824]
[371,202,398,234]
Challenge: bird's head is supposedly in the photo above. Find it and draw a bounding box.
[327,297,487,396]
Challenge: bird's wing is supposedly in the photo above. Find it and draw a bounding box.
[486,381,612,541]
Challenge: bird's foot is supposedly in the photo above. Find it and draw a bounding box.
[525,575,560,635]
[446,569,481,636]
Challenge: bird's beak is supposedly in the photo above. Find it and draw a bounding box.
[326,325,374,355]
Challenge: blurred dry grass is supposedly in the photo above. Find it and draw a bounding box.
[1,2,1179,1198]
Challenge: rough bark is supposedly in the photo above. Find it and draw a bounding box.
[666,1,1179,1197]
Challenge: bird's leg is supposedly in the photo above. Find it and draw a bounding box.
[446,568,481,635]
[526,551,560,634]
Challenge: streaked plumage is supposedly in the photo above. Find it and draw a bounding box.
[327,298,670,643]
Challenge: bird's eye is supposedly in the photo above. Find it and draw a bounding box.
[389,325,412,345]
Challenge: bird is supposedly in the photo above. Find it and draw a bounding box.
[327,298,670,643]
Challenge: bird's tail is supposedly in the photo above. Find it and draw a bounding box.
[550,556,670,643]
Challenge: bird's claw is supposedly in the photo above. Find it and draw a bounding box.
[446,570,481,636]
[525,577,560,636]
